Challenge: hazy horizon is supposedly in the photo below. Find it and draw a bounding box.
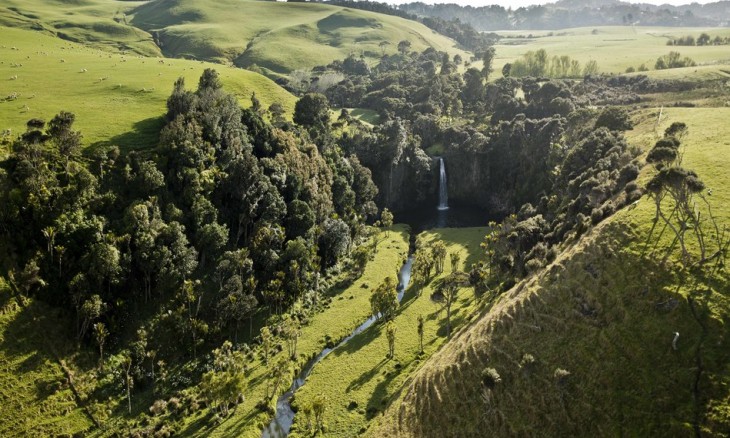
[385,0,722,8]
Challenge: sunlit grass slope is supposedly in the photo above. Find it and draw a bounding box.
[0,0,159,56]
[493,26,730,77]
[130,0,470,75]
[0,281,94,437]
[0,26,296,151]
[370,108,730,436]
[291,227,486,437]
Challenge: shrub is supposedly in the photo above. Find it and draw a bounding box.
[167,397,181,412]
[655,51,696,70]
[481,367,502,389]
[525,258,544,273]
[553,368,571,386]
[150,399,167,416]
[520,353,537,368]
[590,208,604,224]
[664,122,688,139]
[618,163,640,187]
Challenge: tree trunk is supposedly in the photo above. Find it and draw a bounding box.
[446,302,452,338]
[126,376,132,414]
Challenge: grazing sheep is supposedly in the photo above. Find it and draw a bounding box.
[9,75,18,80]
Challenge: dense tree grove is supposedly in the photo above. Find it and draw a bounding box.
[0,69,380,400]
[294,46,644,299]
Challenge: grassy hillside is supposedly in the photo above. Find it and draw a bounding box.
[0,0,470,77]
[130,0,470,76]
[0,280,94,436]
[0,0,159,56]
[494,26,730,78]
[0,26,296,151]
[370,108,730,436]
[291,227,487,437]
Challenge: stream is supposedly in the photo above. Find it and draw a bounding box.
[261,255,414,438]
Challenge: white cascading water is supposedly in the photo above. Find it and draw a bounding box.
[437,157,449,210]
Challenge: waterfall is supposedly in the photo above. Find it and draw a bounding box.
[437,157,449,211]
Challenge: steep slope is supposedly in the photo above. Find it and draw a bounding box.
[130,0,469,75]
[370,108,730,436]
[0,280,95,436]
[0,26,296,151]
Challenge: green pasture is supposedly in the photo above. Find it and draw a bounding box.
[493,26,730,77]
[291,227,487,437]
[132,0,469,76]
[0,26,296,152]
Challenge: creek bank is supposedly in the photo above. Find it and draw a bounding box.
[261,255,414,437]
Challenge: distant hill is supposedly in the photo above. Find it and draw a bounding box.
[399,0,730,30]
[0,0,469,78]
[130,0,468,76]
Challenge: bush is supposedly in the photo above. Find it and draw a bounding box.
[150,399,168,416]
[520,353,536,368]
[664,122,688,139]
[525,258,544,273]
[481,367,502,389]
[553,368,571,386]
[590,208,604,224]
[655,51,696,70]
[168,397,181,412]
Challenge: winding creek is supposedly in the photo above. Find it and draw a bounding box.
[261,255,415,438]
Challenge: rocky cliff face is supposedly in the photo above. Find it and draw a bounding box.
[375,145,437,213]
[443,147,522,216]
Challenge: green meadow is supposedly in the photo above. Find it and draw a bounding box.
[493,26,730,77]
[291,227,487,437]
[0,280,94,437]
[0,26,296,152]
[0,0,469,78]
[0,0,158,56]
[132,0,469,76]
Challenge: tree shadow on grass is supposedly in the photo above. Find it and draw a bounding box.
[364,354,418,420]
[346,357,388,393]
[332,318,384,358]
[88,116,164,153]
[0,291,72,375]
